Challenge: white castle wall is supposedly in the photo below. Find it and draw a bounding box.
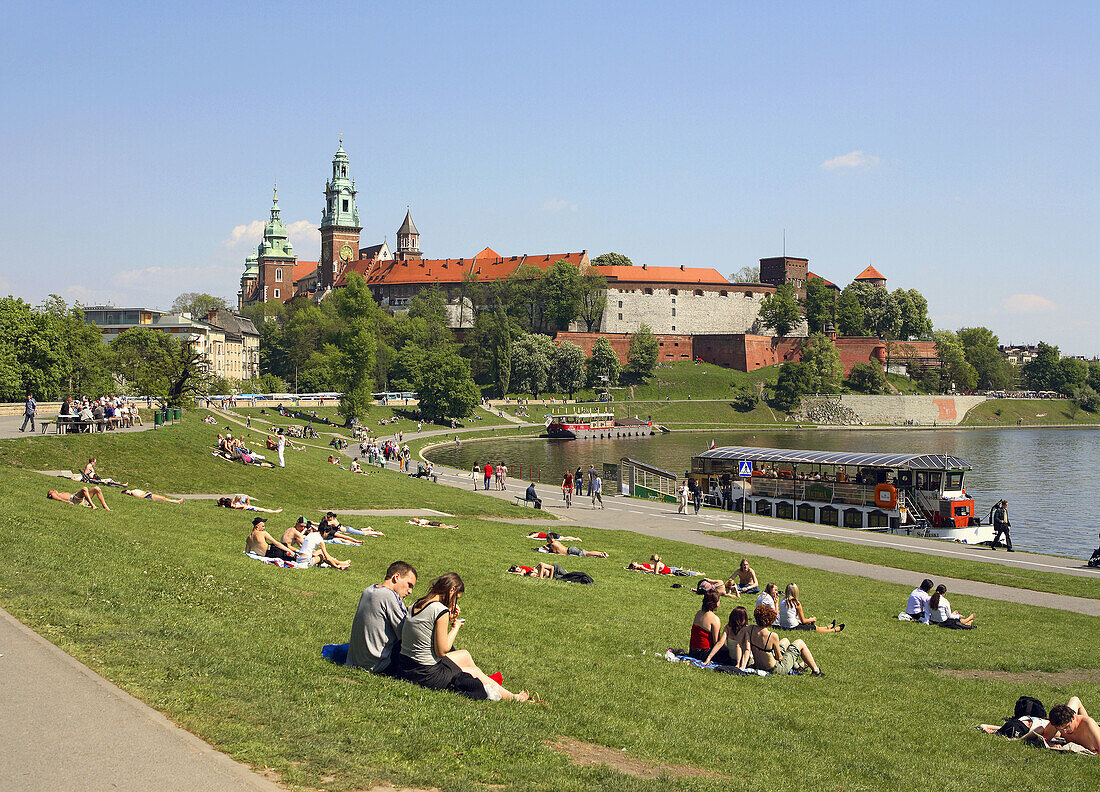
[601,286,805,335]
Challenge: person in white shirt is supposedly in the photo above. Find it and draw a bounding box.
[294,523,350,570]
[276,434,286,468]
[928,584,975,629]
[755,583,780,626]
[905,579,934,624]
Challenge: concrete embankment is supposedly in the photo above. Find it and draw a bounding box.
[800,394,987,426]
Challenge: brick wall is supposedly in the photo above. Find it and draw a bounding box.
[834,337,887,376]
[554,332,694,364]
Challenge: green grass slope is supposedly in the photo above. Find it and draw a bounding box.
[0,417,1097,792]
[962,399,1100,427]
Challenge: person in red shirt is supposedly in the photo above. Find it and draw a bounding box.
[483,462,493,490]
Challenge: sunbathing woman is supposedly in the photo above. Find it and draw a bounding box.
[392,573,529,701]
[508,563,558,578]
[702,605,751,666]
[739,604,824,676]
[689,592,722,661]
[777,584,844,633]
[695,578,739,598]
[544,534,608,558]
[122,488,185,504]
[216,494,283,513]
[525,531,581,542]
[627,554,699,576]
[47,486,110,509]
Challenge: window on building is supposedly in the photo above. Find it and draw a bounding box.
[671,297,676,303]
[745,291,753,298]
[273,289,280,298]
[671,308,676,316]
[670,289,678,295]
[618,301,623,308]
[342,199,348,212]
[618,313,623,320]
[275,268,282,282]
[721,290,728,297]
[644,288,653,295]
[672,325,676,331]
[694,289,703,296]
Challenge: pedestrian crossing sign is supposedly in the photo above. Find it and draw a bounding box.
[738,461,752,478]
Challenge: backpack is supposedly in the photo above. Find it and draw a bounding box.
[558,571,595,585]
[996,718,1031,738]
[1013,695,1046,720]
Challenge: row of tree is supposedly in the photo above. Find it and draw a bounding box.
[758,280,934,340]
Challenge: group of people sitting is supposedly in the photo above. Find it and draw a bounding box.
[345,563,531,701]
[57,394,143,432]
[245,513,377,570]
[903,578,977,628]
[215,433,273,467]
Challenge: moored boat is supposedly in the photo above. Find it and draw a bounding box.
[689,445,995,543]
[545,412,654,440]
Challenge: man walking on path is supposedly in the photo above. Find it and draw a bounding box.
[483,462,493,490]
[989,499,1013,551]
[20,393,36,432]
[587,465,597,497]
[591,473,604,509]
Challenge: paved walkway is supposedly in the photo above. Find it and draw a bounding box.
[0,414,157,441]
[0,608,283,792]
[420,458,1100,617]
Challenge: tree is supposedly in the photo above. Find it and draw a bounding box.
[851,283,901,339]
[1072,384,1099,413]
[406,283,454,346]
[511,333,553,396]
[330,272,381,425]
[551,341,586,397]
[758,283,801,337]
[847,362,886,394]
[771,362,812,413]
[1057,357,1088,395]
[542,260,582,331]
[586,337,621,387]
[577,268,608,332]
[731,386,758,412]
[590,252,633,267]
[836,286,865,335]
[508,262,548,333]
[800,333,843,394]
[488,306,512,397]
[1088,361,1100,393]
[894,288,932,340]
[933,330,977,392]
[110,327,210,407]
[417,348,480,423]
[170,292,229,318]
[1021,342,1061,392]
[801,277,836,333]
[957,327,1011,390]
[626,324,659,381]
[730,265,760,283]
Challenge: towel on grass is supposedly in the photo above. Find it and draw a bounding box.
[662,649,769,676]
[977,722,1096,756]
[244,551,296,568]
[324,538,359,545]
[407,519,458,529]
[322,643,349,665]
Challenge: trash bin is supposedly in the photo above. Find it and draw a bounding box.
[172,408,181,421]
[154,411,163,427]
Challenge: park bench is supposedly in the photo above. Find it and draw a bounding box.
[514,495,540,508]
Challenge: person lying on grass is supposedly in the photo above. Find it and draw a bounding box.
[391,572,528,701]
[740,604,824,676]
[695,578,738,598]
[628,554,699,576]
[216,494,283,513]
[777,584,844,633]
[543,534,608,558]
[121,488,185,504]
[688,592,722,661]
[346,560,418,673]
[1021,697,1100,753]
[294,522,350,570]
[702,605,751,666]
[320,512,384,537]
[928,584,976,629]
[245,517,296,562]
[316,514,363,545]
[508,563,558,578]
[525,531,581,542]
[47,486,110,509]
[729,558,760,595]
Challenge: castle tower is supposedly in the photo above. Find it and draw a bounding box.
[395,208,421,260]
[252,183,297,304]
[319,138,362,290]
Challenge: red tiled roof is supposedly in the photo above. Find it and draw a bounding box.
[807,270,840,289]
[854,265,886,281]
[337,251,589,288]
[595,265,730,285]
[473,246,501,260]
[291,260,318,284]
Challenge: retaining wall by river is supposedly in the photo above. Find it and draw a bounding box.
[799,395,987,426]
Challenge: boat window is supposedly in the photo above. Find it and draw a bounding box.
[819,506,839,526]
[954,505,970,517]
[946,472,963,490]
[867,510,889,528]
[928,472,942,491]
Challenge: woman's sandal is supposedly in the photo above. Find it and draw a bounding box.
[526,691,548,705]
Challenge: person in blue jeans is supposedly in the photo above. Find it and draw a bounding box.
[20,393,36,432]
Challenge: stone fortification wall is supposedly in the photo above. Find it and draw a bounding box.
[553,332,695,364]
[600,286,774,335]
[798,395,987,426]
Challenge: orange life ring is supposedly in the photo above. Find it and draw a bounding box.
[874,483,898,510]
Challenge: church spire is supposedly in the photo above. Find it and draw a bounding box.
[396,206,421,259]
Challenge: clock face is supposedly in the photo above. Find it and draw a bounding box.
[339,244,353,262]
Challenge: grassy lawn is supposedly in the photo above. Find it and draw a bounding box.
[1,417,1097,791]
[962,399,1100,427]
[705,528,1099,600]
[230,404,510,438]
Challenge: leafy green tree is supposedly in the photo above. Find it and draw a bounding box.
[730,265,760,283]
[1057,357,1088,395]
[847,362,886,394]
[455,269,482,329]
[1088,361,1100,392]
[110,327,210,407]
[542,260,582,330]
[406,284,454,347]
[577,268,608,331]
[417,348,480,423]
[626,324,659,381]
[957,327,1011,390]
[731,386,758,412]
[590,252,633,267]
[800,333,843,393]
[330,273,381,425]
[771,361,812,412]
[586,337,621,387]
[511,333,553,396]
[488,306,512,397]
[170,292,230,318]
[933,330,977,392]
[758,283,801,337]
[507,262,548,333]
[388,343,429,392]
[894,288,932,340]
[1072,384,1099,413]
[847,283,901,339]
[836,286,865,335]
[551,341,586,397]
[801,276,836,333]
[1021,342,1061,391]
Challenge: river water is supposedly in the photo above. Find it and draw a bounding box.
[427,428,1100,560]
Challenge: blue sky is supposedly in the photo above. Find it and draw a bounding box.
[1,1,1096,354]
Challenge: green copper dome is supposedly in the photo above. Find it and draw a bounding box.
[258,184,295,259]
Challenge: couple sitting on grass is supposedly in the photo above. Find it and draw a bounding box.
[904,578,976,628]
[246,516,350,570]
[693,558,764,598]
[346,563,531,702]
[690,597,826,676]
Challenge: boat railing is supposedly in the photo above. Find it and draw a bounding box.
[746,478,879,507]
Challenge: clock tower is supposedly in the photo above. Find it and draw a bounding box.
[319,138,362,290]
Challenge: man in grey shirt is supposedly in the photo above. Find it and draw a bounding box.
[346,561,418,672]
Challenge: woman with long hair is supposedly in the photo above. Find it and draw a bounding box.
[702,605,751,666]
[929,584,976,629]
[688,592,722,661]
[739,604,824,676]
[777,584,844,633]
[394,573,529,701]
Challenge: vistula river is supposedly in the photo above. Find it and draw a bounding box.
[426,428,1100,560]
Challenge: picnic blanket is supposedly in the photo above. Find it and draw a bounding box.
[662,649,769,676]
[244,551,297,568]
[977,722,1096,756]
[407,518,458,529]
[322,643,349,665]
